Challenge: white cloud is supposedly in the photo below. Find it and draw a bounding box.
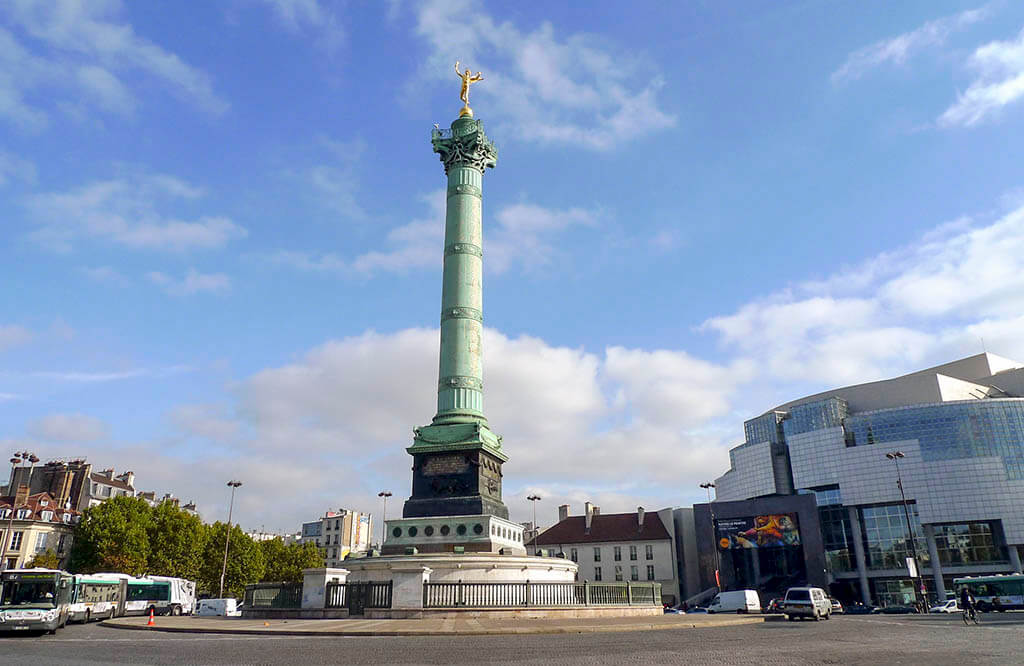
[0,324,32,352]
[2,0,228,123]
[170,404,239,442]
[274,191,596,276]
[28,412,108,442]
[412,0,675,150]
[832,5,990,84]
[938,27,1024,127]
[147,268,231,295]
[26,173,246,252]
[260,0,345,51]
[0,150,36,186]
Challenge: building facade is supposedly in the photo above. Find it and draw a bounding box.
[0,491,80,570]
[714,353,1024,607]
[530,503,681,604]
[299,509,372,567]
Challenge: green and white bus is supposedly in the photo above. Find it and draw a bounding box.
[954,573,1024,611]
[0,568,73,634]
[88,573,196,616]
[69,575,125,622]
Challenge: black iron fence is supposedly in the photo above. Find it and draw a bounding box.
[243,582,303,609]
[423,581,661,609]
[325,581,393,614]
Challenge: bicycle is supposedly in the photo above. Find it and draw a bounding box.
[962,606,980,625]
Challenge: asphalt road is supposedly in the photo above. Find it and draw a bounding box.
[2,613,1023,665]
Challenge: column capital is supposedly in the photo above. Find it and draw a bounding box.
[432,117,497,174]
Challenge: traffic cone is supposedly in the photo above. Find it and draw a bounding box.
[147,608,155,626]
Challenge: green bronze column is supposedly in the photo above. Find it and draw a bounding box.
[401,110,509,522]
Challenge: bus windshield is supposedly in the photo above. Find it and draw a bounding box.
[0,577,58,609]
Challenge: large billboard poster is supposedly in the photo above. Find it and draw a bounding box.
[716,514,800,549]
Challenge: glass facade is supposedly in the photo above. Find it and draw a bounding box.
[860,504,929,570]
[844,400,1024,479]
[744,412,785,445]
[783,398,849,437]
[819,505,854,572]
[934,522,1005,565]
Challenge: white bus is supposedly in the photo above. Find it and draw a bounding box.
[88,573,197,616]
[0,568,73,634]
[69,575,125,622]
[954,573,1024,612]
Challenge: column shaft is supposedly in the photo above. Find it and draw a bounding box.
[847,506,872,605]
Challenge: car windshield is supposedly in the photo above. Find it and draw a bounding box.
[0,579,58,609]
[786,589,810,601]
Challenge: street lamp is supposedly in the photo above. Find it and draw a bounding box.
[377,491,392,548]
[886,451,925,610]
[2,452,38,572]
[700,482,722,590]
[527,494,542,554]
[219,480,243,599]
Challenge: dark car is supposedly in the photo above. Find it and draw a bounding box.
[764,598,784,614]
[845,604,876,615]
[880,605,920,614]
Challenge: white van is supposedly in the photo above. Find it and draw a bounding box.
[783,586,831,621]
[706,589,761,614]
[195,598,240,617]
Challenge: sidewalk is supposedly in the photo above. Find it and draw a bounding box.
[102,613,765,636]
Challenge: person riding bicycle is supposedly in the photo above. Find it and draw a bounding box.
[959,587,976,618]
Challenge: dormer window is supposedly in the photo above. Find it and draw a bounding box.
[63,514,73,524]
[16,509,30,519]
[40,511,54,522]
[39,499,48,507]
[0,509,9,519]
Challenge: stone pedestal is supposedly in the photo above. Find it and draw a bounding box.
[390,564,433,610]
[301,567,349,610]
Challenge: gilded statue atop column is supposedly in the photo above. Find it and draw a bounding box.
[455,61,484,117]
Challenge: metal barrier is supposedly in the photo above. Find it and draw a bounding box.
[423,581,662,609]
[325,581,393,614]
[243,582,303,609]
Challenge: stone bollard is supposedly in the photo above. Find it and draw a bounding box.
[301,567,350,610]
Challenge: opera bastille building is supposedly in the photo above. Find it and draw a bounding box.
[706,353,1024,607]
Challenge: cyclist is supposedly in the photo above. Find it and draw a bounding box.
[959,587,977,622]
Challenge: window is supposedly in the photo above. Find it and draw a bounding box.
[63,514,72,524]
[630,566,639,581]
[859,504,929,570]
[57,535,67,553]
[570,548,578,562]
[614,546,621,561]
[335,519,340,530]
[594,567,602,581]
[39,499,48,507]
[0,509,8,519]
[10,532,23,551]
[934,522,1003,565]
[593,547,601,562]
[34,532,47,552]
[614,565,623,581]
[647,565,655,581]
[645,544,653,560]
[15,509,29,520]
[629,545,637,561]
[103,486,111,497]
[325,521,331,530]
[40,511,53,522]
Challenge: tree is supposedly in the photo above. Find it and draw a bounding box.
[69,496,154,575]
[147,501,207,580]
[28,548,61,569]
[198,522,265,599]
[260,539,322,582]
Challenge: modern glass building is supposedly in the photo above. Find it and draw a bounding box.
[714,353,1024,607]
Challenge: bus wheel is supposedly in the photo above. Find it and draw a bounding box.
[171,605,182,617]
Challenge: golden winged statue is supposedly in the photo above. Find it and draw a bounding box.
[455,61,484,116]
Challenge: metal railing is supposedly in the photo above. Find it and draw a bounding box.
[243,582,303,609]
[423,580,662,609]
[325,581,393,611]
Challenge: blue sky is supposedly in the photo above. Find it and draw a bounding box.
[3,0,1024,535]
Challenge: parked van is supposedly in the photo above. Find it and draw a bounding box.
[783,586,831,621]
[195,598,240,617]
[706,589,760,614]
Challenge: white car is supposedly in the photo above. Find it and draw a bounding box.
[929,599,959,613]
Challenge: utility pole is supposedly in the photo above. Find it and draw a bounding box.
[527,494,542,554]
[886,451,925,610]
[219,480,243,599]
[700,482,721,591]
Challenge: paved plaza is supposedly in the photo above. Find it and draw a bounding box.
[2,613,1023,665]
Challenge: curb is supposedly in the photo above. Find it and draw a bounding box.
[100,615,765,637]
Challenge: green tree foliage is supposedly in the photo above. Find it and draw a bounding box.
[147,501,208,580]
[28,548,61,569]
[198,522,265,599]
[260,539,323,582]
[69,496,154,575]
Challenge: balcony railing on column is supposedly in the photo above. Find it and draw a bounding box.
[422,580,662,609]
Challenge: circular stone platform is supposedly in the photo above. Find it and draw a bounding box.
[346,552,577,584]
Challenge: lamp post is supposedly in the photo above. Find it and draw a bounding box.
[527,494,542,554]
[700,482,722,590]
[377,491,392,548]
[2,452,38,572]
[219,480,243,599]
[886,451,925,609]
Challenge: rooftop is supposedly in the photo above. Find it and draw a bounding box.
[531,511,670,546]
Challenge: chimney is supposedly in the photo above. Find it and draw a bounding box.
[558,504,569,522]
[15,484,30,508]
[100,468,114,479]
[584,501,594,533]
[117,471,135,488]
[637,506,645,530]
[592,506,600,516]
